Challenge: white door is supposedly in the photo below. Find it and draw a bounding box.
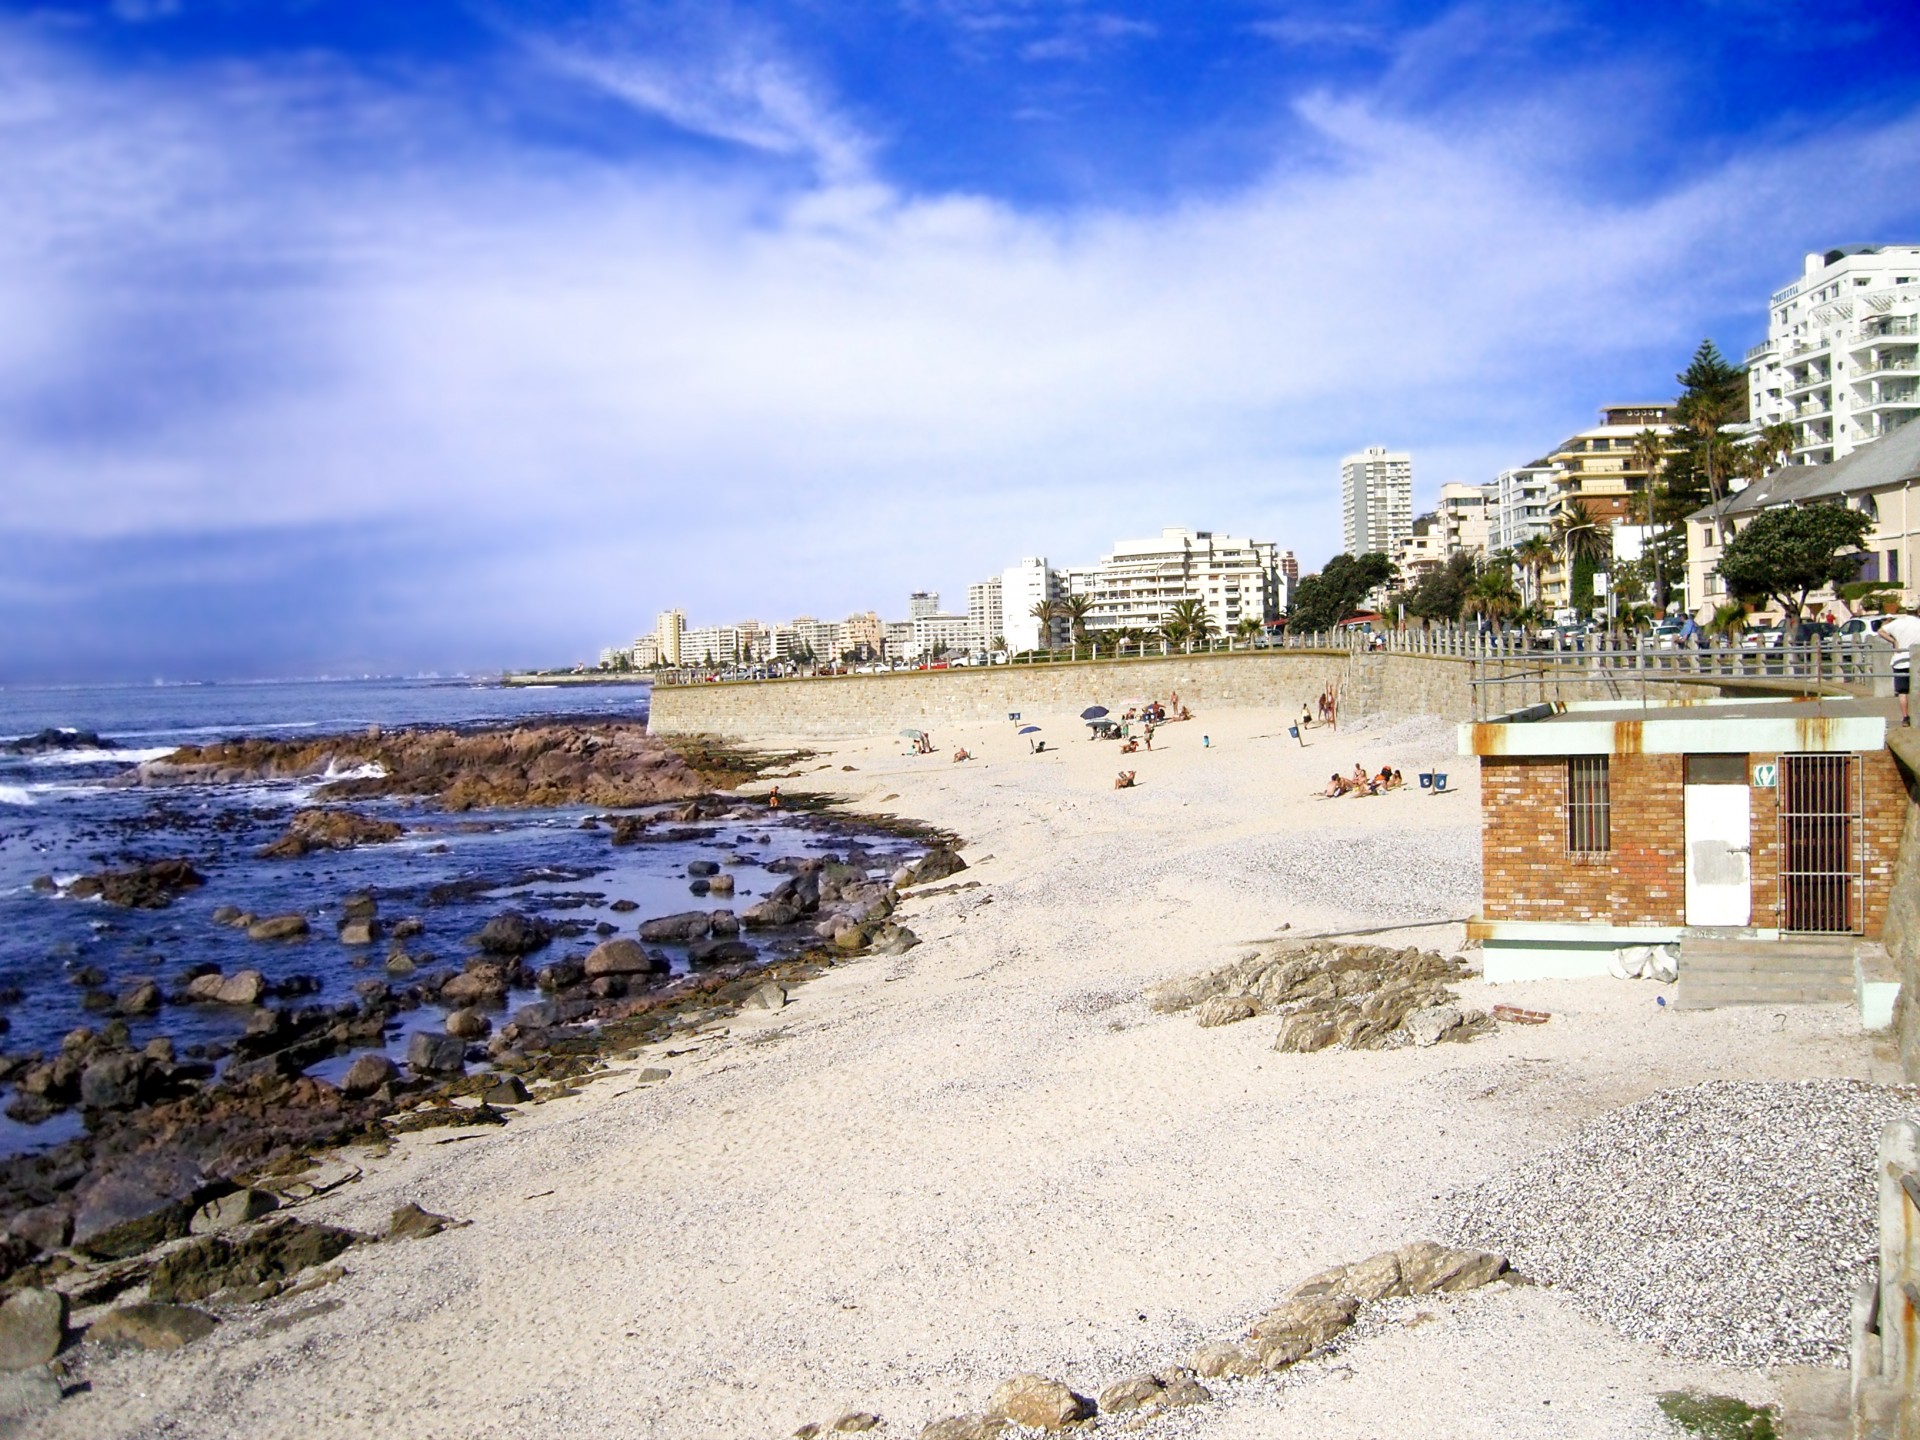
[1685,781,1752,926]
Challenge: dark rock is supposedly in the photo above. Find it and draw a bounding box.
[88,1302,217,1351]
[476,910,553,956]
[740,898,801,929]
[535,959,584,991]
[191,1188,279,1235]
[392,917,425,939]
[583,939,668,978]
[483,1075,530,1105]
[258,809,406,859]
[147,1218,362,1303]
[407,1031,467,1075]
[247,914,310,942]
[71,858,205,909]
[902,849,967,888]
[445,1007,491,1039]
[609,899,638,913]
[385,1203,466,1242]
[341,1053,398,1095]
[439,970,506,1007]
[79,1052,147,1111]
[637,911,714,943]
[3,727,111,755]
[8,1206,71,1254]
[0,1288,66,1370]
[116,979,162,1015]
[687,860,720,877]
[72,1154,207,1258]
[687,938,756,968]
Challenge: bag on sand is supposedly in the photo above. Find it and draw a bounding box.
[1610,944,1679,984]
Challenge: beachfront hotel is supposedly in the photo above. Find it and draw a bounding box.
[1747,245,1920,465]
[1340,446,1413,558]
[1064,528,1289,637]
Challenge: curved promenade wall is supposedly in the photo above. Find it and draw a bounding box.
[646,651,1475,739]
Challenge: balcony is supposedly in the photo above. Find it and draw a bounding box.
[1746,339,1778,363]
[1792,397,1832,419]
[1784,372,1832,398]
[1863,317,1920,340]
[1860,386,1920,411]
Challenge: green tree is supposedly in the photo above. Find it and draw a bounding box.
[1464,555,1521,626]
[1027,598,1061,652]
[1629,427,1673,609]
[1513,535,1554,609]
[1288,552,1393,631]
[1234,616,1263,642]
[1061,593,1095,647]
[1160,598,1217,650]
[1675,339,1747,536]
[1553,499,1610,614]
[1405,551,1477,624]
[1715,504,1875,619]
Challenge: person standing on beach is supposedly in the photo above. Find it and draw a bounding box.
[1880,607,1920,726]
[767,786,781,809]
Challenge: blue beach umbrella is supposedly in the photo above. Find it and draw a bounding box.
[1079,706,1109,719]
[1017,725,1041,735]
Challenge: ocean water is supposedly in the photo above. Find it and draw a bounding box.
[0,679,916,1155]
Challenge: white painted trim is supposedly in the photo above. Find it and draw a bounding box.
[1470,919,1684,944]
[1460,715,1886,756]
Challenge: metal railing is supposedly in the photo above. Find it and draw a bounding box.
[1468,637,1892,720]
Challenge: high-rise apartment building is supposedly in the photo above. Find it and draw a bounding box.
[1340,448,1413,557]
[1482,464,1556,555]
[1279,551,1299,587]
[1748,245,1920,465]
[1438,483,1489,555]
[966,578,1004,652]
[1001,558,1064,652]
[1067,528,1283,635]
[907,591,940,620]
[654,609,685,667]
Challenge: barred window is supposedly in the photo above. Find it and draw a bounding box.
[1567,756,1611,853]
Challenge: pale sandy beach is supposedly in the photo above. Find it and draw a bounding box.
[34,703,1898,1439]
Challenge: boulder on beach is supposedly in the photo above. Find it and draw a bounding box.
[187,969,268,1005]
[637,911,715,943]
[88,1302,218,1351]
[688,938,755,968]
[583,939,668,978]
[445,1007,492,1039]
[191,1188,279,1235]
[71,1153,207,1258]
[65,858,205,909]
[148,1218,362,1304]
[247,914,309,942]
[257,808,405,859]
[0,1288,66,1371]
[986,1374,1094,1431]
[475,910,553,956]
[407,1031,467,1075]
[341,1053,398,1095]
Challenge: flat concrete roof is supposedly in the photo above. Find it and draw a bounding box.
[1459,695,1892,757]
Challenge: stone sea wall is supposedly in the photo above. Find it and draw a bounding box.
[646,650,1474,739]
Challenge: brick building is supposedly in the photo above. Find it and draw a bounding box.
[1459,697,1902,985]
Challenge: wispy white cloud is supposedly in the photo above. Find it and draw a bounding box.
[2,13,1919,675]
[519,4,873,182]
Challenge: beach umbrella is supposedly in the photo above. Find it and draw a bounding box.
[1017,725,1041,735]
[899,729,925,740]
[1079,706,1109,719]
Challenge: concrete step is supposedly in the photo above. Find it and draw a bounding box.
[1676,937,1866,1010]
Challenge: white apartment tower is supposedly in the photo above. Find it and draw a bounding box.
[1001,557,1064,652]
[1748,245,1920,465]
[1341,447,1413,557]
[967,577,1004,652]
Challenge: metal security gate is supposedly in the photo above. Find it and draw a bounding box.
[1777,753,1863,934]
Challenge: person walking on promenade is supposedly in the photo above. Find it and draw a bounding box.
[1880,606,1920,727]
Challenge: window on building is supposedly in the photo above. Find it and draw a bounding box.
[1567,756,1611,854]
[1891,550,1902,584]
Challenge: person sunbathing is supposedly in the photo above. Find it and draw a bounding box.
[1177,705,1191,721]
[1387,768,1404,790]
[1114,770,1137,789]
[952,748,972,762]
[1350,764,1371,794]
[1322,773,1349,797]
[1119,738,1139,754]
[1375,766,1394,791]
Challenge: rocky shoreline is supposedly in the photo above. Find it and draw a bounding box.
[0,721,964,1418]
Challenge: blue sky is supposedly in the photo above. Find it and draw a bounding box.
[3,0,1918,680]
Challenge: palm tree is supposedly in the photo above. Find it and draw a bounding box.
[1675,339,1744,541]
[1464,562,1520,628]
[1629,428,1670,609]
[1027,598,1060,652]
[1234,616,1263,643]
[1514,535,1554,609]
[1552,499,1609,614]
[1161,599,1217,652]
[1061,594,1095,649]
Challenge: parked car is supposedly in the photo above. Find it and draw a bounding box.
[1840,615,1892,639]
[1648,620,1688,650]
[1739,622,1786,650]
